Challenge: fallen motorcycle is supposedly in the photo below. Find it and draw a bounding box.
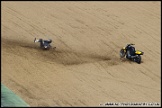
[120,43,144,64]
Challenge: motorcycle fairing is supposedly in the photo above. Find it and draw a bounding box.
[135,50,143,55]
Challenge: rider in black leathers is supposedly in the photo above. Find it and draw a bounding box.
[125,44,137,59]
[34,38,52,48]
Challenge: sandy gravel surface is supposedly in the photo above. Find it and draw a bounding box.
[2,1,161,106]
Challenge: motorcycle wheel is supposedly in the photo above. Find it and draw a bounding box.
[136,55,141,64]
[120,49,126,58]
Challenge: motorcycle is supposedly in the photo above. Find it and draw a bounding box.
[120,44,144,64]
[34,38,54,50]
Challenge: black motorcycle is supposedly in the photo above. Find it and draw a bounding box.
[120,44,144,64]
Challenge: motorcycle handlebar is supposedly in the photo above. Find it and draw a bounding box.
[130,43,135,45]
[127,43,135,46]
[125,43,135,49]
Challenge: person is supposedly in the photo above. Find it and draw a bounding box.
[34,38,52,48]
[125,44,137,59]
